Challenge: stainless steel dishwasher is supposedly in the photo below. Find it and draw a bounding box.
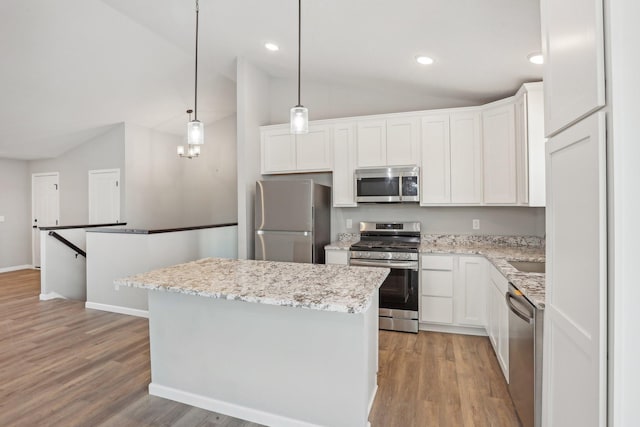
[506,284,544,427]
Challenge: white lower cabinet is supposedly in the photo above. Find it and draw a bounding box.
[325,249,348,265]
[419,255,486,329]
[454,256,486,327]
[487,263,509,381]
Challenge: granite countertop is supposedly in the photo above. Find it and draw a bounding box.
[325,233,545,309]
[115,257,389,314]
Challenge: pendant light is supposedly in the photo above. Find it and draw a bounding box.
[179,0,203,158]
[290,0,308,134]
[177,110,201,158]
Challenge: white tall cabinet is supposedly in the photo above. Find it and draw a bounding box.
[541,0,607,425]
[332,124,357,207]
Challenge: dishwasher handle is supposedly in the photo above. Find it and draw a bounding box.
[505,291,534,324]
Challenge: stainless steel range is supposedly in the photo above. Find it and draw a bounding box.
[350,222,420,333]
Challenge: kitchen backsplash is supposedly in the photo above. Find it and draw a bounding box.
[337,233,545,248]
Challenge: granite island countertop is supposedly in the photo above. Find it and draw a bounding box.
[115,257,389,314]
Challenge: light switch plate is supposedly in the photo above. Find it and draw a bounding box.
[346,219,353,229]
[0,215,5,222]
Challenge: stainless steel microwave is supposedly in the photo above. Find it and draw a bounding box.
[355,166,420,203]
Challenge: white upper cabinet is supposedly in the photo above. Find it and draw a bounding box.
[332,123,357,207]
[262,125,332,174]
[356,119,387,167]
[295,125,333,172]
[262,129,296,174]
[541,0,605,136]
[483,103,517,204]
[420,114,451,204]
[386,117,421,166]
[515,82,546,206]
[356,117,420,167]
[450,112,483,204]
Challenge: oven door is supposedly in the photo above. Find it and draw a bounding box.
[349,259,419,312]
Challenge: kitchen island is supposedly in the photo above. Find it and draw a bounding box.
[115,257,389,427]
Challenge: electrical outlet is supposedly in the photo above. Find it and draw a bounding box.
[346,219,353,229]
[472,219,480,230]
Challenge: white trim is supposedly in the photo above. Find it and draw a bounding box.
[367,384,378,414]
[419,322,488,337]
[0,265,34,274]
[149,383,325,427]
[85,301,149,318]
[39,292,67,301]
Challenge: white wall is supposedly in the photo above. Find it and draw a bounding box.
[40,228,86,300]
[236,58,271,259]
[180,114,238,226]
[124,118,238,229]
[29,124,125,225]
[0,158,31,269]
[268,77,476,125]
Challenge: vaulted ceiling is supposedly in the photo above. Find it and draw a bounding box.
[0,0,542,160]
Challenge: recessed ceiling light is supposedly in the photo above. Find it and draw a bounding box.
[528,53,544,65]
[415,55,434,65]
[264,42,280,52]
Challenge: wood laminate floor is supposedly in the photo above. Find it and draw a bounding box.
[0,269,519,427]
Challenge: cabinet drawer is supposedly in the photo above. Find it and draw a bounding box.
[421,255,454,270]
[420,296,453,324]
[421,270,453,297]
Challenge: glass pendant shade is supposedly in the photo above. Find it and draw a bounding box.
[187,120,204,145]
[290,106,309,134]
[177,145,185,156]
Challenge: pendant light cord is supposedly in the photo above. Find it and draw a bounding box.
[194,0,200,120]
[297,0,301,107]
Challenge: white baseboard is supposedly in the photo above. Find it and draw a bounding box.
[149,383,324,427]
[0,264,34,274]
[85,301,149,318]
[40,292,67,301]
[419,323,488,337]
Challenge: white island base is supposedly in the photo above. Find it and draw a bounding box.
[147,290,379,427]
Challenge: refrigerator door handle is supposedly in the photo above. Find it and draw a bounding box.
[256,230,311,236]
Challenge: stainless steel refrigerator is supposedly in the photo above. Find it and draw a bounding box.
[255,179,331,264]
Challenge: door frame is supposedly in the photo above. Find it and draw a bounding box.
[88,168,121,224]
[31,172,60,267]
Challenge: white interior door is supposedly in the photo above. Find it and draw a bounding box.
[88,169,120,224]
[543,112,607,426]
[32,173,60,267]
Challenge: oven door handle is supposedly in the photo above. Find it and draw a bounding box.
[350,259,418,270]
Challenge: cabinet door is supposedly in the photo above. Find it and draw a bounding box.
[356,120,386,167]
[454,257,486,327]
[450,112,482,204]
[420,296,453,324]
[541,0,605,136]
[525,85,546,207]
[543,113,606,427]
[483,103,517,204]
[496,283,509,381]
[261,129,296,174]
[325,250,348,265]
[386,117,420,166]
[515,93,529,205]
[332,123,357,207]
[420,114,451,205]
[296,125,332,171]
